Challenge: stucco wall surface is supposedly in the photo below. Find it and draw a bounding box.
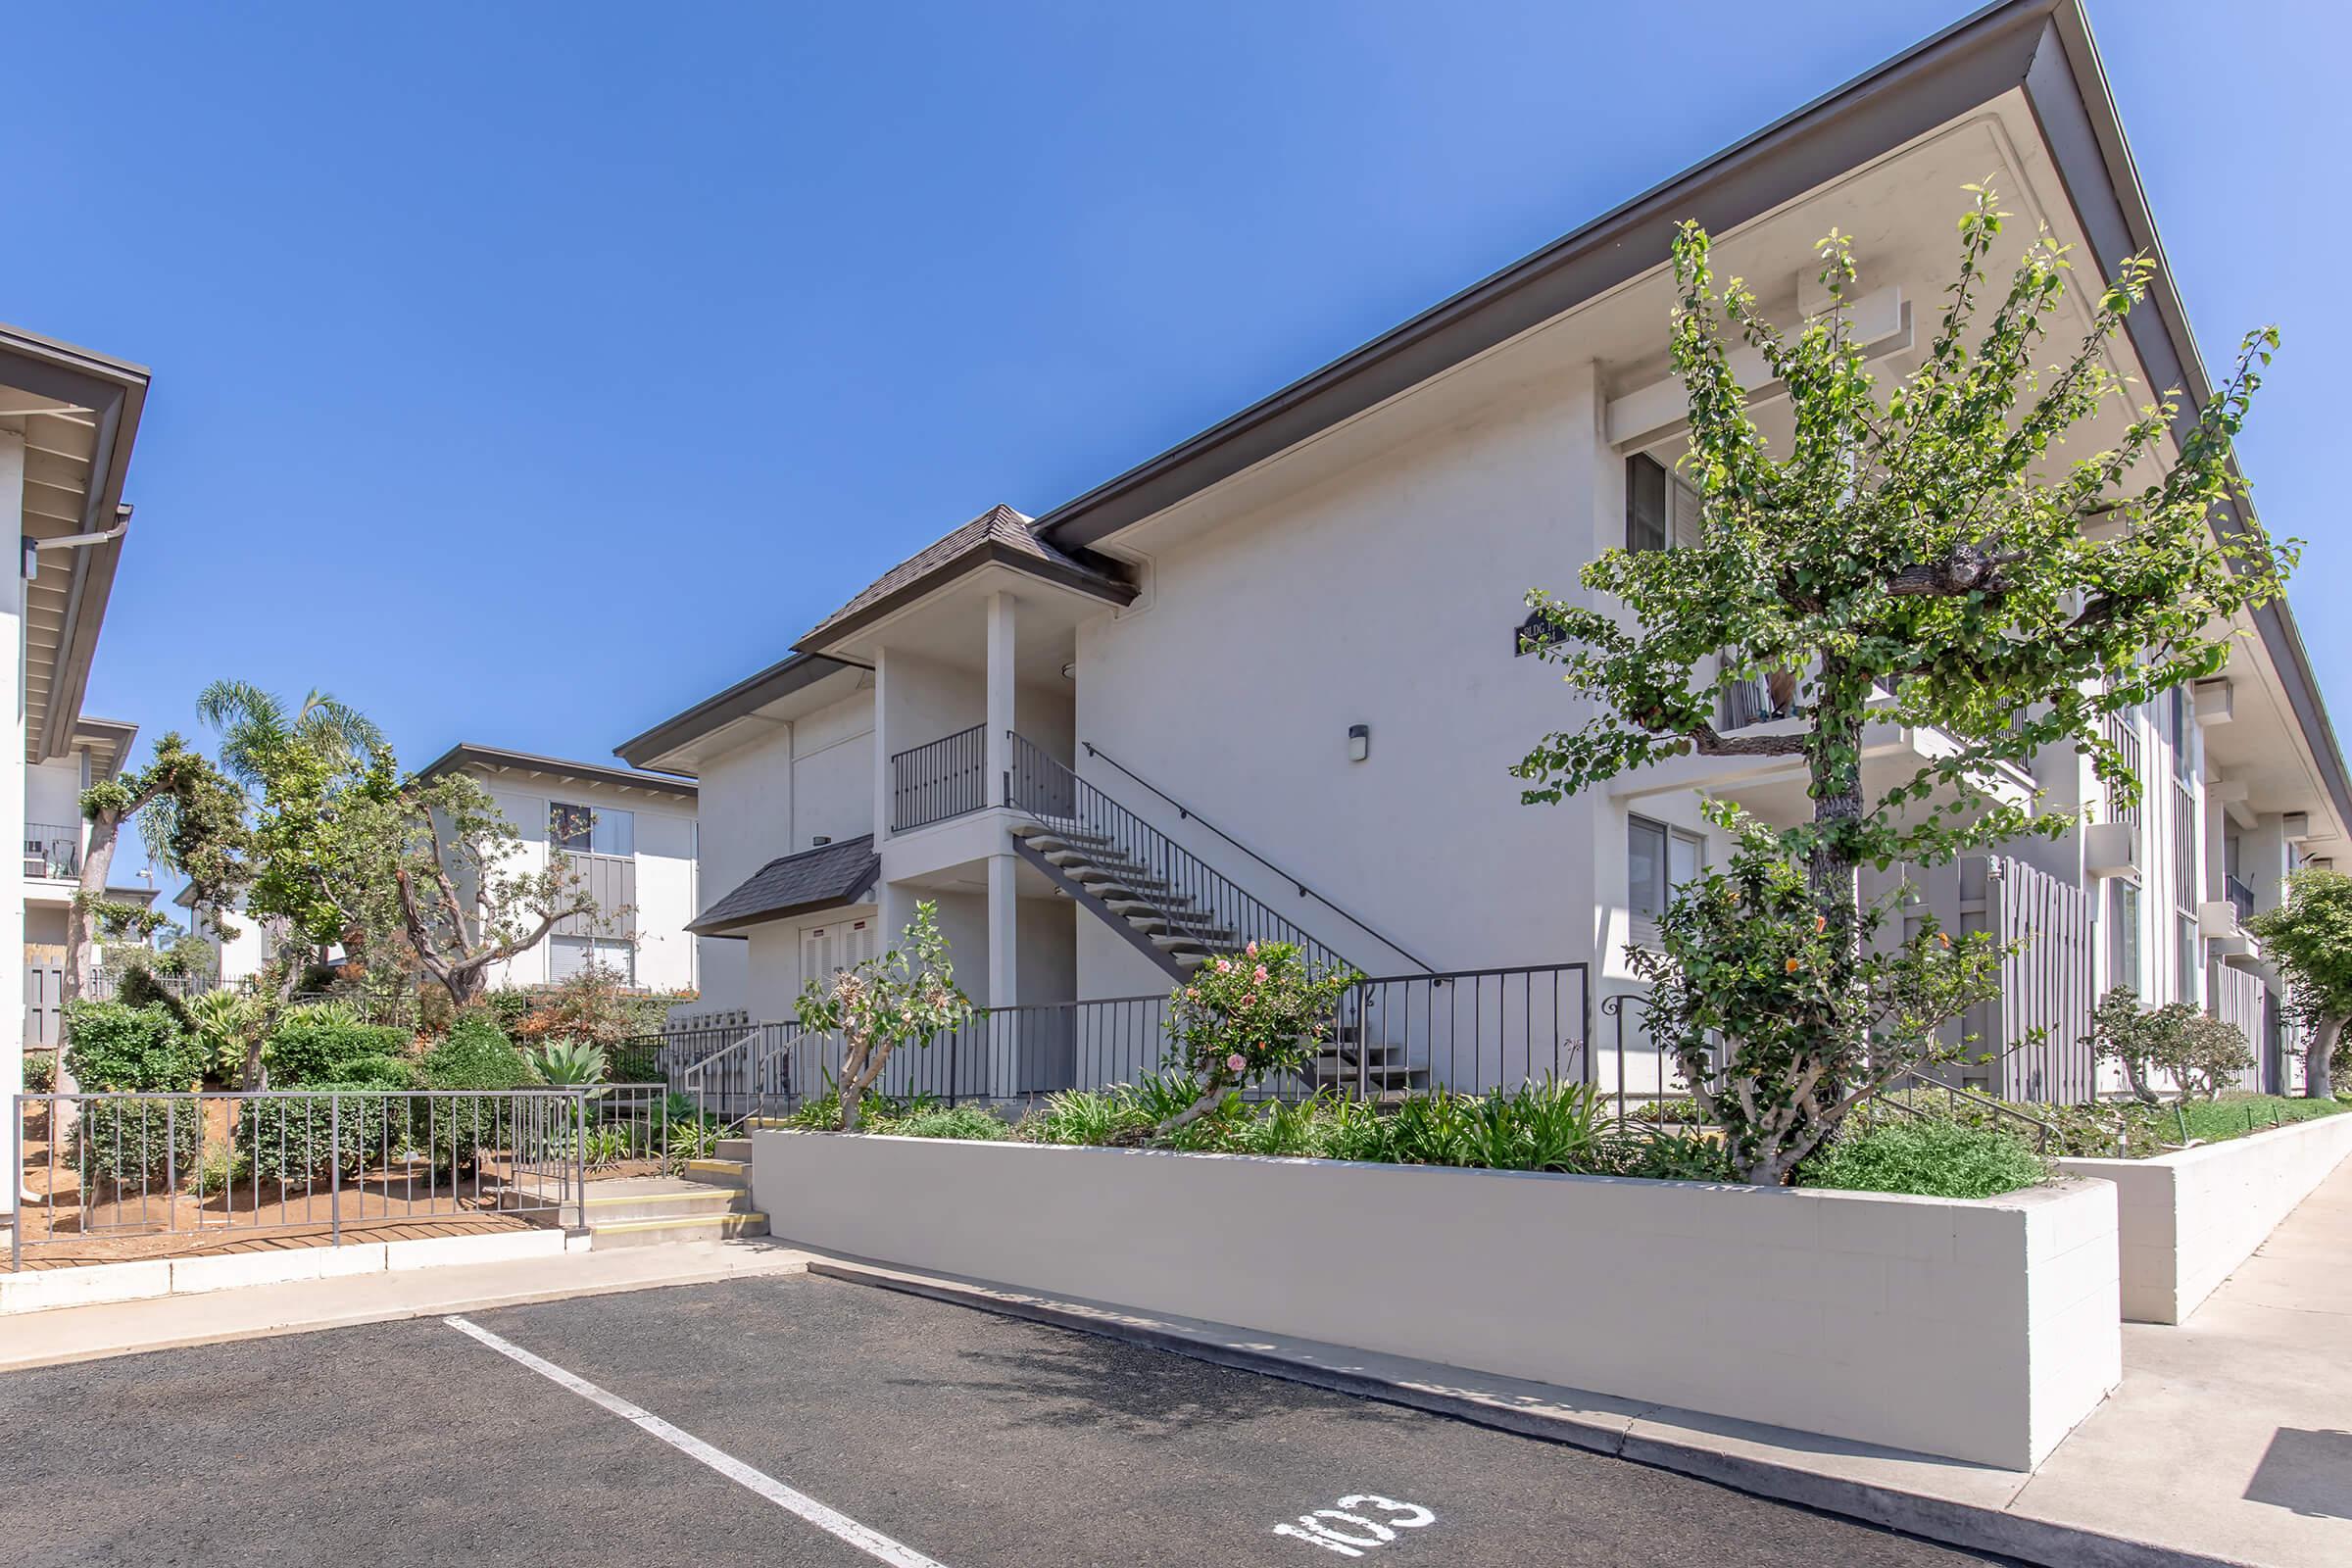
[753,1132,2119,1469]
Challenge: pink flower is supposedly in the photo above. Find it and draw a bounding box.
[1241,994,1255,1008]
[1246,941,1259,957]
[1226,1053,1248,1074]
[1214,957,1232,974]
[1253,965,1268,983]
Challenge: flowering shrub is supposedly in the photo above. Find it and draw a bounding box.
[794,901,971,1131]
[1158,941,1360,1134]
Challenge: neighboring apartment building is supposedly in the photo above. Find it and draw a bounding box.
[416,745,701,995]
[620,0,2349,1104]
[2,322,153,1192]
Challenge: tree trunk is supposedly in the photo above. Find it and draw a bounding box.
[63,808,123,1004]
[1755,679,1867,1186]
[2308,1014,2341,1101]
[2122,1056,2160,1105]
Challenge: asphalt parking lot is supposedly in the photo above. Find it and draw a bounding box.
[0,1273,2009,1567]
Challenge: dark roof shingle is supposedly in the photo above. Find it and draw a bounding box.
[798,504,1130,647]
[687,834,879,936]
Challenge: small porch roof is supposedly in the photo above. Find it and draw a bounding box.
[689,833,880,938]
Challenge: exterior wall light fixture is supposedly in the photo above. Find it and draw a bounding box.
[1348,724,1370,763]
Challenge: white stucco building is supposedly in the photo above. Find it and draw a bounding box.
[621,0,2349,1104]
[2,323,154,1198]
[416,745,702,997]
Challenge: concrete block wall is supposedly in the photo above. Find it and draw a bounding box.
[2058,1109,2352,1323]
[752,1132,2121,1469]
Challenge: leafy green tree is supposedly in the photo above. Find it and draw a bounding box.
[2246,868,2352,1100]
[68,735,245,1004]
[794,901,971,1132]
[1516,183,2289,1180]
[2085,987,2254,1103]
[340,769,606,1008]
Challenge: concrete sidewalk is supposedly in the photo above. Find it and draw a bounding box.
[2012,1154,2352,1568]
[791,1156,2352,1568]
[0,1238,812,1373]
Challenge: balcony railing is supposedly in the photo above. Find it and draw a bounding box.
[2098,710,2143,825]
[2226,873,2256,923]
[24,821,79,880]
[888,723,987,833]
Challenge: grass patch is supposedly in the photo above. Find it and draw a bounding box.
[1797,1119,2047,1200]
[1880,1088,2351,1158]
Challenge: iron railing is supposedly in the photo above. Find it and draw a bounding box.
[10,1088,591,1269]
[2225,873,2256,924]
[1718,672,1794,733]
[84,969,220,1003]
[24,821,80,880]
[889,722,988,833]
[661,962,1591,1119]
[1075,742,1435,973]
[1004,733,1356,975]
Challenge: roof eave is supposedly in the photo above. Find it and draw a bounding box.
[794,540,1137,657]
[417,743,700,801]
[1029,0,2056,551]
[614,653,856,774]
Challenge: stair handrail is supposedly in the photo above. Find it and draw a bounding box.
[1072,740,1437,974]
[1005,734,1357,977]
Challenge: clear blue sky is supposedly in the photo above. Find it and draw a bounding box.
[3,2,2344,818]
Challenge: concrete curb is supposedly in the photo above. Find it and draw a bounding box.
[0,1227,568,1315]
[0,1247,810,1373]
[808,1257,2251,1568]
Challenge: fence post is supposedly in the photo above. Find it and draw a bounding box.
[9,1096,20,1273]
[329,1093,342,1246]
[575,1091,588,1229]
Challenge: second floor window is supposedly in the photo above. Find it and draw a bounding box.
[550,801,634,858]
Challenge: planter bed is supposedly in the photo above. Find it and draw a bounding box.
[2054,1105,2352,1324]
[752,1129,2119,1470]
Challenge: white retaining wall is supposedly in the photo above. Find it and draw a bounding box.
[2057,1108,2352,1324]
[753,1132,2120,1469]
[0,1227,566,1315]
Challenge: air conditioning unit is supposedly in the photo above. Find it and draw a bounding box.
[2083,821,2138,878]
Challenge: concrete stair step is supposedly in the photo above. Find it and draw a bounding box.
[681,1157,751,1190]
[578,1185,749,1224]
[590,1211,769,1249]
[1150,932,1208,952]
[714,1137,753,1161]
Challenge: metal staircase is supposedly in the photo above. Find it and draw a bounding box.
[1004,734,1429,1099]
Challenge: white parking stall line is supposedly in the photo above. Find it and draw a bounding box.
[444,1314,950,1568]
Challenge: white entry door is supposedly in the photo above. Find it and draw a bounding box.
[800,918,874,991]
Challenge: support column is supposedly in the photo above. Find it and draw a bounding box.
[984,592,1020,1100]
[987,852,1020,1100]
[985,592,1017,806]
[0,434,25,1210]
[871,646,891,838]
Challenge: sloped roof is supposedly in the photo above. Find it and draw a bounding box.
[797,504,1132,649]
[688,834,879,937]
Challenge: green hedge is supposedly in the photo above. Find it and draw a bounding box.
[266,1010,414,1087]
[72,1096,202,1191]
[62,1002,204,1093]
[236,1087,399,1187]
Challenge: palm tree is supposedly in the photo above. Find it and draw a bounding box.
[194,680,384,788]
